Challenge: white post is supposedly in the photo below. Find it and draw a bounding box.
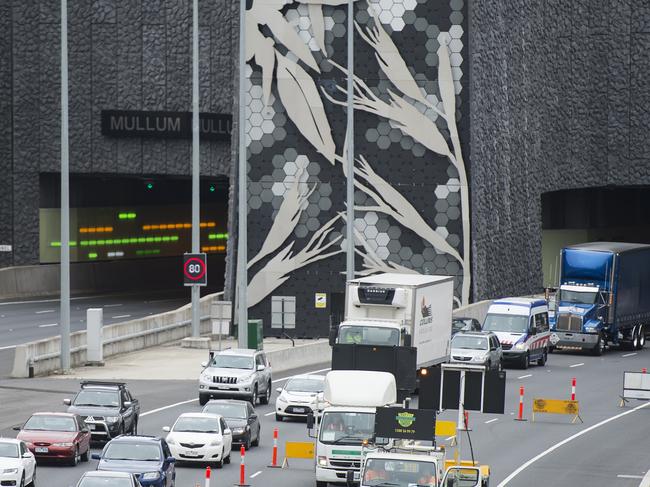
[86,309,104,364]
[345,0,355,282]
[191,0,201,337]
[455,369,465,465]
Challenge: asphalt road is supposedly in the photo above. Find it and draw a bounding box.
[2,349,650,487]
[0,291,189,377]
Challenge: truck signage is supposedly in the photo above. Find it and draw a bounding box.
[374,407,436,441]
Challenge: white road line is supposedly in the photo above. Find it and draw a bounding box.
[264,412,276,417]
[38,323,58,328]
[112,314,131,319]
[622,353,637,358]
[569,363,584,368]
[0,345,17,351]
[272,367,330,384]
[639,470,650,487]
[517,374,532,379]
[497,401,650,486]
[35,309,55,314]
[445,436,455,441]
[617,474,644,479]
[484,418,498,424]
[250,471,262,479]
[104,303,123,308]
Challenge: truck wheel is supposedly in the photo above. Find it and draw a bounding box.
[521,353,529,370]
[592,334,605,356]
[637,325,646,350]
[537,350,547,366]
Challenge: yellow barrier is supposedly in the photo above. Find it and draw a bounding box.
[282,441,315,468]
[435,420,457,438]
[443,460,490,478]
[532,398,582,423]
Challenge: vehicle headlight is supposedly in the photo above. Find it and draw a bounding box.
[200,372,212,382]
[237,374,253,384]
[141,472,161,480]
[276,395,287,403]
[317,456,328,467]
[514,343,526,350]
[166,437,177,445]
[1,468,18,474]
[105,416,120,423]
[52,442,74,447]
[232,427,246,434]
[210,439,223,446]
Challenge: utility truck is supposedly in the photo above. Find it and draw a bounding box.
[329,274,454,394]
[308,370,397,487]
[550,242,650,354]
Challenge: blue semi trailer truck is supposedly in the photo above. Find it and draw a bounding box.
[550,242,650,355]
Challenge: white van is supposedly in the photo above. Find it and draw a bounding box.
[482,298,550,369]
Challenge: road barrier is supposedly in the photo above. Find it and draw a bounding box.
[236,445,249,486]
[620,370,650,407]
[281,441,315,468]
[532,398,582,423]
[268,428,281,468]
[204,466,211,487]
[571,377,576,401]
[515,386,526,421]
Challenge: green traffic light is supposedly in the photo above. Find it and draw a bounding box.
[146,182,154,190]
[209,184,215,192]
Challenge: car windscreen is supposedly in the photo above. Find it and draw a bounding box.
[318,411,374,445]
[338,325,400,346]
[202,403,247,419]
[363,458,437,487]
[451,335,488,350]
[23,415,77,432]
[74,390,120,407]
[78,477,133,487]
[559,290,597,305]
[0,443,19,458]
[103,442,162,461]
[482,313,528,333]
[210,355,254,370]
[173,417,220,434]
[285,378,325,393]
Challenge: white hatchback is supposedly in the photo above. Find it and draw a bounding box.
[275,374,327,421]
[0,439,36,487]
[163,413,233,467]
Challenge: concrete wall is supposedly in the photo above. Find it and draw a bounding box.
[469,1,650,300]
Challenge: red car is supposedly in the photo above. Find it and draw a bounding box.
[15,412,91,466]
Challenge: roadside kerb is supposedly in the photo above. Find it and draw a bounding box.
[11,292,221,378]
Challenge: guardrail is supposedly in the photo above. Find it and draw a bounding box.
[11,292,224,378]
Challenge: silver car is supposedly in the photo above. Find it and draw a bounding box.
[199,349,273,406]
[450,331,503,370]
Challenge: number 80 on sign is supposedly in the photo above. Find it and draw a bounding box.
[183,253,207,286]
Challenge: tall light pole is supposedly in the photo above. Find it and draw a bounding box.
[60,0,71,371]
[191,0,201,337]
[236,0,248,348]
[345,0,355,282]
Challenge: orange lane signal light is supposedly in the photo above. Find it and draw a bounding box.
[79,226,113,233]
[143,222,216,231]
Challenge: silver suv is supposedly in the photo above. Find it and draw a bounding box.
[450,331,503,370]
[199,349,272,406]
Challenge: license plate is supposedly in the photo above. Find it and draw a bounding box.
[184,450,201,457]
[88,424,96,430]
[293,407,305,413]
[35,447,49,453]
[217,385,230,390]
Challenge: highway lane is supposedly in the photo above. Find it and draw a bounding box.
[2,349,650,486]
[0,290,188,377]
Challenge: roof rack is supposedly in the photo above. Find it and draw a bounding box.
[80,380,127,389]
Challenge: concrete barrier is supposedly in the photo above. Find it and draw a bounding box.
[453,299,492,324]
[265,340,331,374]
[11,292,223,378]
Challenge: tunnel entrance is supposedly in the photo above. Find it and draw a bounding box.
[39,173,229,293]
[541,186,650,287]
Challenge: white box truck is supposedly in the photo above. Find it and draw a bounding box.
[330,274,454,379]
[309,370,397,487]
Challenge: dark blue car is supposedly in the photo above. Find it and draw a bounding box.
[93,435,175,487]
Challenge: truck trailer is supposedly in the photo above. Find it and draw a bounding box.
[550,242,650,354]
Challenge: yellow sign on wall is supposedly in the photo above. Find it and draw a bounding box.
[315,293,327,309]
[532,398,582,423]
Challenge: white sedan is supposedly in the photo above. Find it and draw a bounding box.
[0,439,36,487]
[163,413,233,468]
[275,374,327,421]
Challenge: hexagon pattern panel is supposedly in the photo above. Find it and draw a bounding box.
[244,0,469,336]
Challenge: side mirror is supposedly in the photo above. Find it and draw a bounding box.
[530,326,537,336]
[162,426,171,433]
[403,333,412,347]
[201,361,208,368]
[22,452,32,459]
[306,412,315,430]
[12,426,21,432]
[328,325,339,346]
[276,387,283,394]
[346,470,355,487]
[257,364,266,371]
[224,428,231,435]
[63,399,71,406]
[123,401,132,408]
[91,453,101,460]
[166,456,176,464]
[250,415,257,420]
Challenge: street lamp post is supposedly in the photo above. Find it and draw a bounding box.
[345,0,355,283]
[191,0,201,337]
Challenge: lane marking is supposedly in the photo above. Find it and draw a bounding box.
[264,412,276,417]
[485,418,498,424]
[445,436,455,441]
[517,374,532,379]
[35,309,55,314]
[250,471,262,479]
[112,314,132,319]
[38,323,58,328]
[104,303,123,308]
[617,474,643,479]
[622,353,637,358]
[569,363,584,368]
[497,401,650,486]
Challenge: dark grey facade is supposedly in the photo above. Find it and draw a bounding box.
[469,1,650,301]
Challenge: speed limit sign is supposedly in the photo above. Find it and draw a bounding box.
[183,253,207,286]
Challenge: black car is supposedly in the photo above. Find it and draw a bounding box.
[452,317,482,335]
[64,381,140,441]
[202,399,260,450]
